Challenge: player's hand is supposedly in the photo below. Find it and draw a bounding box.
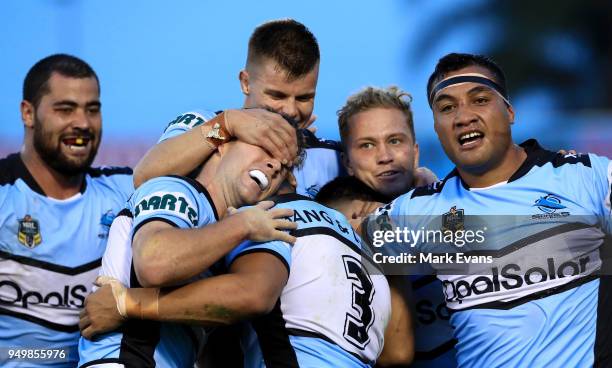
[413,166,438,187]
[79,276,127,340]
[238,200,297,244]
[225,109,298,166]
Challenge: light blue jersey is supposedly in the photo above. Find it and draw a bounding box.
[158,110,345,198]
[376,140,612,367]
[231,194,391,368]
[0,153,133,367]
[78,175,218,368]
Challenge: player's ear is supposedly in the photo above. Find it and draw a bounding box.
[341,152,354,176]
[506,103,515,125]
[239,70,249,95]
[413,142,420,168]
[21,100,35,129]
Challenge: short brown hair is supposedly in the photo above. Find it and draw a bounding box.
[247,19,320,80]
[337,86,415,149]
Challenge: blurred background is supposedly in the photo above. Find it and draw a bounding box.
[1,0,610,176]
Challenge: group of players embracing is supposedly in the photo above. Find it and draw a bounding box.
[1,17,610,368]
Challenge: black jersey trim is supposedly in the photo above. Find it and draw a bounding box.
[286,328,372,365]
[0,153,46,195]
[251,300,300,367]
[292,226,383,273]
[79,358,125,368]
[439,222,595,258]
[293,227,361,256]
[412,275,439,290]
[166,175,219,220]
[118,263,161,368]
[0,307,79,332]
[117,207,133,218]
[131,217,180,242]
[227,248,290,275]
[439,139,593,190]
[449,273,598,312]
[0,250,101,275]
[595,274,612,367]
[414,338,457,360]
[301,129,342,151]
[87,166,133,178]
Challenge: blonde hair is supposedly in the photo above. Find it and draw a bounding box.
[337,86,415,148]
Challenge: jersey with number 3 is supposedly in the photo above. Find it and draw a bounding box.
[229,194,391,367]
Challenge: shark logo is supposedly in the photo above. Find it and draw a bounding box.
[533,194,566,214]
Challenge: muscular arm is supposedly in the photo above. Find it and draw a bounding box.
[134,109,298,188]
[377,276,414,367]
[133,124,216,188]
[80,252,288,338]
[133,202,295,287]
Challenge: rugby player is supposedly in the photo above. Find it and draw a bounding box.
[133,19,343,198]
[80,176,405,367]
[0,54,134,367]
[375,52,612,367]
[77,124,303,367]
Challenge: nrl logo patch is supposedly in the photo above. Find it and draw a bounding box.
[17,215,42,248]
[442,206,464,232]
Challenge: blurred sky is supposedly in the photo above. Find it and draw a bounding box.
[1,0,609,174]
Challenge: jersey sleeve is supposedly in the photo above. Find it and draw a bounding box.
[158,110,217,143]
[129,177,202,233]
[225,239,292,273]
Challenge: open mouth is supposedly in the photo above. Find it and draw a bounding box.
[458,131,484,147]
[61,136,91,151]
[249,169,270,191]
[377,170,400,178]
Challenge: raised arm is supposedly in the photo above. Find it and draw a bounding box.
[133,109,298,188]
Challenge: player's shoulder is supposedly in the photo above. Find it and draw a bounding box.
[165,109,219,130]
[0,153,23,186]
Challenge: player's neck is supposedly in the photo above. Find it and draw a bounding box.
[457,144,527,189]
[197,163,228,218]
[20,146,84,199]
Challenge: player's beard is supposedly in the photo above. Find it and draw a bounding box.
[32,116,101,176]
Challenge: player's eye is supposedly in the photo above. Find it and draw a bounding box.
[474,97,489,105]
[360,142,374,149]
[389,138,402,145]
[438,104,455,113]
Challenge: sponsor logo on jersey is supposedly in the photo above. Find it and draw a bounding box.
[17,215,42,248]
[0,280,87,309]
[165,112,208,131]
[442,206,464,232]
[134,191,198,226]
[442,256,590,305]
[98,210,116,239]
[532,194,570,219]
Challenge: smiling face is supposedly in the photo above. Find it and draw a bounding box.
[218,140,290,206]
[431,65,515,174]
[240,57,318,128]
[343,107,419,198]
[23,72,102,175]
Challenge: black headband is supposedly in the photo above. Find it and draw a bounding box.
[428,75,509,107]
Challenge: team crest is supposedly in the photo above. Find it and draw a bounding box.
[17,215,42,248]
[98,210,116,239]
[442,206,464,232]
